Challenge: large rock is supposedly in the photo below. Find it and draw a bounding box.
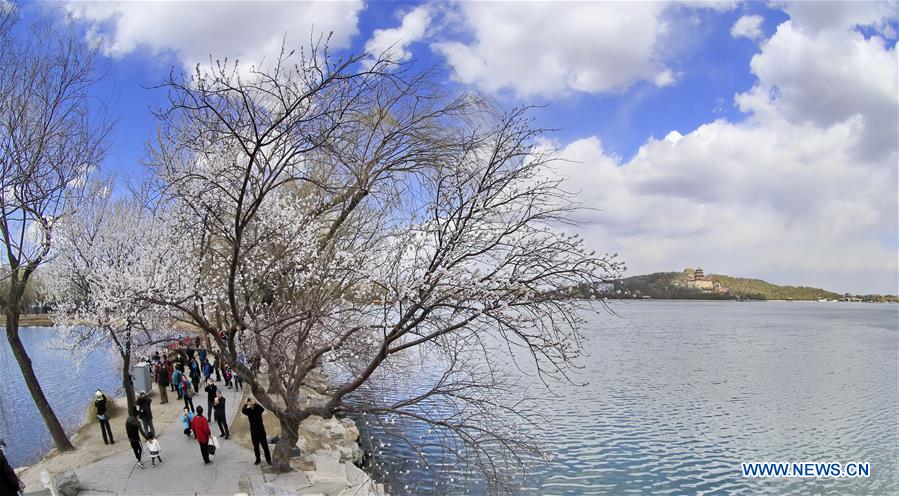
[53,470,80,496]
[296,416,362,464]
[312,450,344,478]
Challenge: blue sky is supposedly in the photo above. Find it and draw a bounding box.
[15,1,899,294]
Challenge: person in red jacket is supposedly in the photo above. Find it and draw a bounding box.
[190,406,213,464]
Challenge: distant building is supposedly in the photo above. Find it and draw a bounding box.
[679,266,728,293]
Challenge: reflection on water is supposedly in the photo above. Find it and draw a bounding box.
[360,301,899,495]
[0,326,120,467]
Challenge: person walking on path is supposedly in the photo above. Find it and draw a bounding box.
[190,362,201,393]
[136,391,155,437]
[213,391,229,439]
[173,366,183,400]
[223,366,233,389]
[203,360,213,382]
[204,379,218,418]
[166,360,176,393]
[180,408,195,437]
[125,409,148,468]
[156,361,170,404]
[1,440,25,495]
[94,390,115,445]
[191,406,213,464]
[242,397,271,465]
[182,377,195,413]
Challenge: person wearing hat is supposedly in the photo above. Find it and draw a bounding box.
[94,390,115,445]
[1,439,25,495]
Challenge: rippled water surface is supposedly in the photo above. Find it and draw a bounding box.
[0,326,120,467]
[362,301,899,495]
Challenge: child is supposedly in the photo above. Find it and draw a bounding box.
[181,407,195,437]
[146,433,162,466]
[223,367,233,389]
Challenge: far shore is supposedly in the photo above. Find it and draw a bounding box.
[17,314,54,326]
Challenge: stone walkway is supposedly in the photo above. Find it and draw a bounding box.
[75,383,263,495]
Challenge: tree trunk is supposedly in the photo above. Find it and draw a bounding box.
[4,308,75,451]
[122,352,136,414]
[271,415,300,473]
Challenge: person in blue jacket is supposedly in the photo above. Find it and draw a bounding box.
[180,407,195,437]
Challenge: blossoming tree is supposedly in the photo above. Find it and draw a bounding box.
[45,181,180,412]
[139,45,621,490]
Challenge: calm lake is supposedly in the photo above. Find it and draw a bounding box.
[3,301,898,495]
[359,301,899,495]
[0,326,120,468]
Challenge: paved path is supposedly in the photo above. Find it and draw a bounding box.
[75,381,262,495]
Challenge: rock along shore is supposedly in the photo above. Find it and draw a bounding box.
[233,366,388,496]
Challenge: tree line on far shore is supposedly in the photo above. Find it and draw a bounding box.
[566,272,898,302]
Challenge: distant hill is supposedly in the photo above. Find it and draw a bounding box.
[597,271,897,302]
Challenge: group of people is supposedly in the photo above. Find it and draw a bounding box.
[95,343,272,469]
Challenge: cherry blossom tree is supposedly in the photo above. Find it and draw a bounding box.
[0,10,110,452]
[141,44,620,489]
[45,180,180,412]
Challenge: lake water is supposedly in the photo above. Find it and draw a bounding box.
[359,301,899,495]
[0,326,120,468]
[3,302,898,495]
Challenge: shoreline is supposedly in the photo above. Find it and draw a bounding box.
[16,389,187,491]
[16,314,54,327]
[16,368,387,495]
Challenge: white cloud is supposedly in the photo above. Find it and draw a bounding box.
[778,0,896,34]
[64,1,364,70]
[430,2,737,98]
[730,14,764,40]
[653,69,680,88]
[432,2,672,98]
[364,5,430,67]
[549,5,898,294]
[555,118,896,294]
[736,19,897,159]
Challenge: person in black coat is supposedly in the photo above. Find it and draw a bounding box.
[135,392,155,438]
[212,391,229,439]
[94,390,115,445]
[1,439,24,495]
[204,380,218,420]
[125,409,148,468]
[241,397,271,465]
